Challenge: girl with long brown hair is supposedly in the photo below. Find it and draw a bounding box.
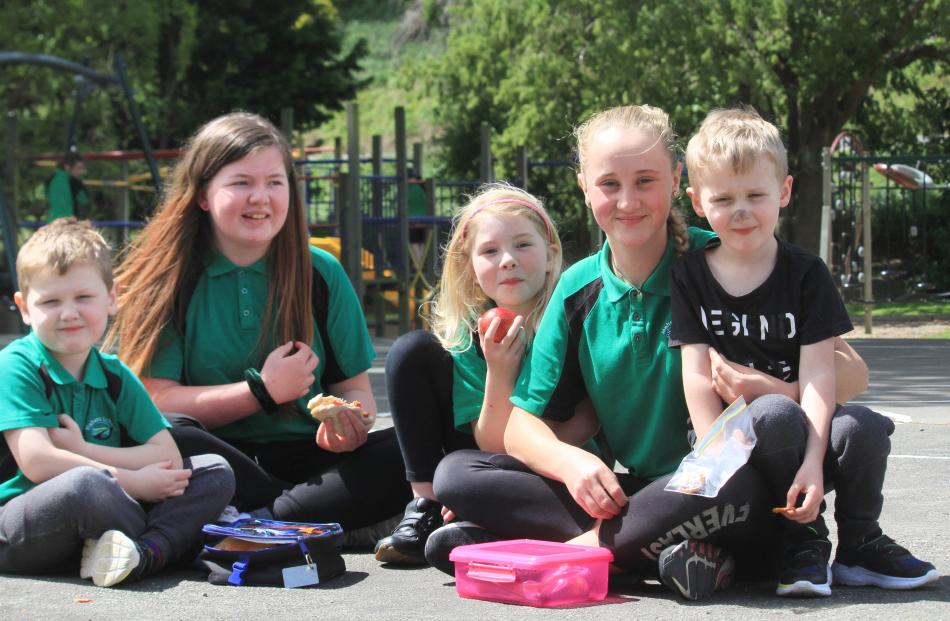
[109,112,409,532]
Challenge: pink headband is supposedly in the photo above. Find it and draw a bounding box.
[460,198,552,241]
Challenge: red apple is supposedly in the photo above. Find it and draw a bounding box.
[478,307,518,343]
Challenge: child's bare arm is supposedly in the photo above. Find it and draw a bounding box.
[6,426,119,484]
[49,420,183,470]
[547,398,600,446]
[682,343,726,440]
[5,427,190,502]
[786,338,836,523]
[504,405,626,520]
[472,314,527,452]
[709,337,867,404]
[832,337,868,403]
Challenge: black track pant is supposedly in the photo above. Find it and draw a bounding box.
[434,450,780,577]
[168,415,411,530]
[385,330,477,482]
[747,394,895,548]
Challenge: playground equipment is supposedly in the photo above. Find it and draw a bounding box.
[0,52,161,191]
[820,132,949,334]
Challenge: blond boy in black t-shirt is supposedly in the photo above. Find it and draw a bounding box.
[671,107,937,597]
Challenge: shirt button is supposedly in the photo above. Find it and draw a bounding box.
[241,288,248,294]
[633,313,641,321]
[634,334,642,343]
[243,309,250,317]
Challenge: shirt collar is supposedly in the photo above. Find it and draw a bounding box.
[600,237,676,302]
[205,250,268,277]
[26,332,107,389]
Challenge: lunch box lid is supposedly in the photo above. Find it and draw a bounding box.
[449,539,613,567]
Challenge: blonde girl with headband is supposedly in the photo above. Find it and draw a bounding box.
[108,112,411,537]
[426,105,870,600]
[374,182,599,565]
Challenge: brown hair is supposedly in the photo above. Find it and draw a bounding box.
[107,112,312,375]
[17,218,112,295]
[574,104,689,255]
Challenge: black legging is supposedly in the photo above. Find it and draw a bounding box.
[385,330,477,482]
[434,450,780,577]
[168,414,411,530]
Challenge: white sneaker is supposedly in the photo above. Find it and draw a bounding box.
[80,530,141,587]
[217,505,252,525]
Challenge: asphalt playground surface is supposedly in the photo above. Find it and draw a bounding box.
[0,337,947,620]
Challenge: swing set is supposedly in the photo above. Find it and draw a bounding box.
[820,132,949,334]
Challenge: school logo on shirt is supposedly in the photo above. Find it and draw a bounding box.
[662,321,672,339]
[85,417,115,441]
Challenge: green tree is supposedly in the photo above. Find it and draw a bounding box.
[427,0,949,252]
[1,0,367,218]
[164,0,367,145]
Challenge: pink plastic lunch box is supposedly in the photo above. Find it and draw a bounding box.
[449,539,613,607]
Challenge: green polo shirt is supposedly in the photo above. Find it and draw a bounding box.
[511,228,716,480]
[147,246,376,443]
[451,336,489,432]
[46,168,89,220]
[0,333,170,504]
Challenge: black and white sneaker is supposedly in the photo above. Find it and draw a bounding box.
[832,534,939,590]
[424,521,503,576]
[658,539,735,601]
[776,538,832,597]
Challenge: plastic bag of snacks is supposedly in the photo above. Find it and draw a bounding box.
[666,396,756,498]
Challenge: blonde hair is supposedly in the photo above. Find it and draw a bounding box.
[107,112,312,376]
[685,106,787,189]
[17,218,112,294]
[574,104,689,255]
[430,182,562,352]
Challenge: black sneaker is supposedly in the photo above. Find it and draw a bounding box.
[657,540,735,601]
[776,538,832,597]
[423,521,504,576]
[832,534,939,589]
[374,497,444,565]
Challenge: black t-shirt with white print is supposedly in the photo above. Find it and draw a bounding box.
[670,237,853,383]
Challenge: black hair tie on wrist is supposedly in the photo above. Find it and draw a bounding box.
[244,367,279,414]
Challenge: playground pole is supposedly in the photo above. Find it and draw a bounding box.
[343,102,363,301]
[412,142,423,177]
[114,53,161,193]
[333,137,342,226]
[480,123,493,183]
[3,112,17,218]
[395,107,410,334]
[425,177,437,282]
[819,147,832,266]
[862,161,873,334]
[516,146,528,191]
[280,107,294,142]
[120,160,131,245]
[371,134,385,336]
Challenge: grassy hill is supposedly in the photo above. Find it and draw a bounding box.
[307,1,448,171]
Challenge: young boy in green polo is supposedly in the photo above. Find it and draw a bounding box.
[0,218,234,587]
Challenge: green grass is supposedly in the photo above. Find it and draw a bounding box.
[845,301,950,317]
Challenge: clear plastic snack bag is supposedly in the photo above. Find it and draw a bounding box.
[665,396,756,497]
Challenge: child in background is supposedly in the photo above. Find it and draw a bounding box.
[672,106,938,596]
[45,152,90,221]
[376,183,599,564]
[0,218,233,587]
